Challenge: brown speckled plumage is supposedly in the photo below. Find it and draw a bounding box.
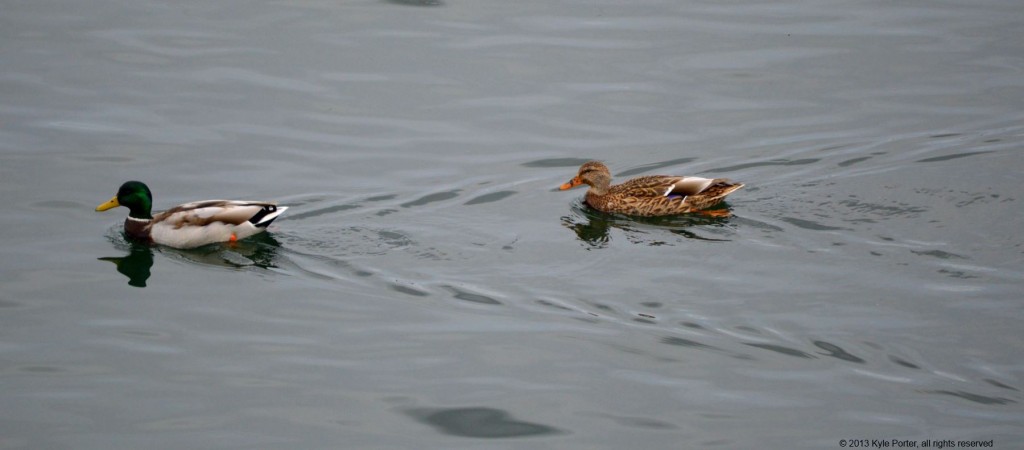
[559,161,743,216]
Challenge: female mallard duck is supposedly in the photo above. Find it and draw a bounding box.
[96,181,288,249]
[559,161,743,216]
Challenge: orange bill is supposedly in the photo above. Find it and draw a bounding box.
[559,176,583,190]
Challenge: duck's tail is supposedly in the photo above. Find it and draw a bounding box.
[249,205,288,228]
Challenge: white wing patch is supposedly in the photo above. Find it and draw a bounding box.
[672,177,716,196]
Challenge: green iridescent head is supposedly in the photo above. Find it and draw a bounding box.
[96,181,154,219]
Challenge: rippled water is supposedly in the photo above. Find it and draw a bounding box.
[2,0,1022,448]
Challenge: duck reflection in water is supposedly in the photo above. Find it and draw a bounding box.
[99,233,284,287]
[98,242,154,288]
[560,200,734,248]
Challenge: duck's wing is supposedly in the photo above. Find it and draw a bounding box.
[613,175,735,197]
[611,175,686,197]
[153,200,286,228]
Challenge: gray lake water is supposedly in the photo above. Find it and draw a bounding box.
[2,0,1023,448]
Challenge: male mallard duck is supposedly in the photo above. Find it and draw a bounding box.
[96,181,288,249]
[559,161,743,216]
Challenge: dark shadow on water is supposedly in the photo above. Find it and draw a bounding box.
[916,151,993,163]
[405,407,563,438]
[444,285,502,305]
[584,412,678,430]
[560,200,733,248]
[888,355,921,369]
[101,230,284,287]
[780,216,850,231]
[530,156,698,176]
[615,157,698,177]
[813,340,865,364]
[983,379,1019,392]
[383,0,443,6]
[521,157,591,168]
[464,190,517,206]
[390,283,431,297]
[922,390,1015,405]
[744,342,817,359]
[660,336,753,360]
[285,203,360,221]
[401,190,460,208]
[704,158,818,173]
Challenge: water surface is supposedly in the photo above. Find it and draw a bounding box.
[1,0,1022,448]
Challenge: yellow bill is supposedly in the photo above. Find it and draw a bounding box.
[95,196,120,211]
